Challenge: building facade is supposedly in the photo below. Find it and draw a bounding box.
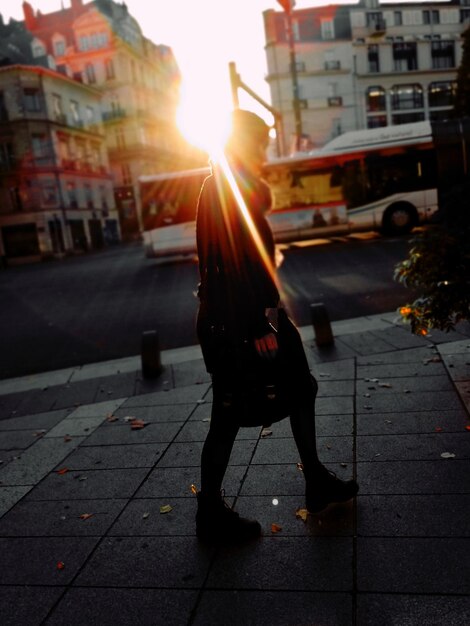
[20,0,205,238]
[264,0,468,153]
[0,64,118,263]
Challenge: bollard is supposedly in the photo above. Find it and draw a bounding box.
[141,330,163,378]
[310,303,334,347]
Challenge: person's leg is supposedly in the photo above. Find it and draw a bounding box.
[196,381,261,541]
[279,311,358,513]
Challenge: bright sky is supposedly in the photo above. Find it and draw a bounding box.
[2,0,430,151]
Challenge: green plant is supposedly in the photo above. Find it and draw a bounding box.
[394,224,470,334]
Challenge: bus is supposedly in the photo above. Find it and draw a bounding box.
[141,121,439,259]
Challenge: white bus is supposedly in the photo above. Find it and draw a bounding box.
[141,121,438,259]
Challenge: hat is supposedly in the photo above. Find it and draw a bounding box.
[230,109,270,141]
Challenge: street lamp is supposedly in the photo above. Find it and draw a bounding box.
[277,0,303,151]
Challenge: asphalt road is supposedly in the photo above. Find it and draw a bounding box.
[0,233,416,379]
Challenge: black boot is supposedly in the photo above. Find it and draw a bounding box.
[305,466,359,514]
[196,490,262,542]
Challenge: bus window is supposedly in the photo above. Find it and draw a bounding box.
[266,166,343,210]
[340,159,368,209]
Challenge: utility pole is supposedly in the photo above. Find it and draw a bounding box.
[277,0,302,151]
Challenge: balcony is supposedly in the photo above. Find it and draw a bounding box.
[368,18,387,37]
[102,109,127,122]
[55,113,67,125]
[324,60,341,71]
[328,96,343,107]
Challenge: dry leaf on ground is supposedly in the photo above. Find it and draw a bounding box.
[295,508,308,522]
[160,504,173,514]
[79,513,94,521]
[271,523,282,533]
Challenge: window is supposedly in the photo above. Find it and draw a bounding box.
[115,127,126,150]
[24,88,42,112]
[367,116,387,129]
[31,134,48,158]
[52,94,63,120]
[324,50,339,70]
[84,184,93,209]
[41,183,57,205]
[85,63,96,84]
[423,10,440,25]
[105,58,115,80]
[393,42,417,71]
[392,112,425,125]
[70,100,80,124]
[0,142,14,171]
[461,9,470,22]
[54,40,65,56]
[67,182,78,208]
[32,40,46,57]
[431,41,455,69]
[391,84,423,110]
[121,163,132,185]
[394,11,402,26]
[79,36,89,51]
[428,81,457,108]
[366,86,386,112]
[368,45,380,73]
[86,106,94,125]
[321,19,335,40]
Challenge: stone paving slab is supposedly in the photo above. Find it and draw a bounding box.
[108,497,196,537]
[357,390,464,414]
[175,420,261,442]
[270,415,354,438]
[0,393,27,420]
[135,465,245,499]
[356,432,470,462]
[0,536,99,585]
[240,463,353,497]
[0,429,42,450]
[252,436,354,465]
[369,325,430,349]
[235,495,354,537]
[309,358,355,380]
[122,383,210,408]
[91,372,138,402]
[74,536,215,588]
[206,536,353,591]
[0,498,128,536]
[157,440,257,468]
[0,485,32,517]
[0,586,65,626]
[0,436,86,486]
[356,594,470,626]
[336,331,397,355]
[54,442,165,470]
[356,409,469,435]
[52,379,103,410]
[114,403,196,422]
[357,346,439,366]
[44,416,107,438]
[172,359,211,388]
[0,408,70,431]
[356,460,470,494]
[305,340,360,363]
[316,396,354,415]
[46,588,199,626]
[25,467,149,501]
[80,421,182,446]
[316,380,355,397]
[0,449,22,467]
[357,360,447,379]
[193,590,352,626]
[357,537,470,594]
[357,494,470,537]
[67,397,127,418]
[357,374,454,395]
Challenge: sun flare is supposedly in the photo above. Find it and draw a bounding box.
[177,82,232,157]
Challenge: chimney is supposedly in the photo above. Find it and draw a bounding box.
[22,2,36,29]
[71,0,83,13]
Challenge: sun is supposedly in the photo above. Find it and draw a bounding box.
[176,81,232,157]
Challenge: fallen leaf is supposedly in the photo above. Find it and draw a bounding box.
[197,399,206,404]
[369,378,379,383]
[261,428,273,438]
[78,475,88,481]
[379,383,392,388]
[435,427,443,433]
[202,417,211,423]
[33,430,46,438]
[385,420,392,424]
[123,416,135,422]
[56,468,69,475]
[56,561,65,570]
[340,463,348,468]
[130,419,147,430]
[106,414,119,422]
[160,504,173,514]
[64,435,72,442]
[79,513,94,521]
[142,512,150,520]
[364,393,371,398]
[271,523,282,533]
[319,373,331,377]
[295,508,308,522]
[363,405,373,410]
[297,462,304,472]
[441,452,456,459]
[190,484,198,495]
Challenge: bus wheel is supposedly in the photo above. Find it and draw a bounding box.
[382,203,417,236]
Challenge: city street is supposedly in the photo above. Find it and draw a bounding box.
[1,233,416,379]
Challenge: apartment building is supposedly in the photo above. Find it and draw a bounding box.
[22,0,205,237]
[264,0,467,152]
[0,64,118,263]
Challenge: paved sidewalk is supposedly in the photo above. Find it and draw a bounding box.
[0,312,469,625]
